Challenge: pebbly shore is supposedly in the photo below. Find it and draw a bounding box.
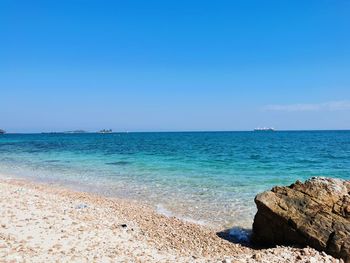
[0,175,343,262]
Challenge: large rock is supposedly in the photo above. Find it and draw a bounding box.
[252,177,350,262]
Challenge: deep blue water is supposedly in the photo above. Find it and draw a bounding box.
[0,131,349,228]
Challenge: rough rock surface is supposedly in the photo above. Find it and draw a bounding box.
[252,177,350,262]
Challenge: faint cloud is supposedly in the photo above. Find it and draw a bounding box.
[263,100,350,112]
[326,101,350,111]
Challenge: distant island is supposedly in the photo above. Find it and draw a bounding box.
[98,129,113,134]
[40,129,114,134]
[254,127,275,131]
[64,130,88,134]
[0,129,5,134]
[41,130,88,134]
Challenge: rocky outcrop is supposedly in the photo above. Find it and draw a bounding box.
[252,177,350,262]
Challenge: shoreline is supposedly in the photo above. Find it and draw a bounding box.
[0,174,342,262]
[0,168,256,230]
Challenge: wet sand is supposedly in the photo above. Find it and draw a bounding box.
[0,175,342,262]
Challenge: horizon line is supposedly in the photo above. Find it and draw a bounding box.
[2,129,350,134]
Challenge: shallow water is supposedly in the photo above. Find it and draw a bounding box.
[0,131,349,228]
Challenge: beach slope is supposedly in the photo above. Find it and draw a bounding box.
[0,177,341,262]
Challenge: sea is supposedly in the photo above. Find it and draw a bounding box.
[0,131,349,230]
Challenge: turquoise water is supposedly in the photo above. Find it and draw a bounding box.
[0,131,349,228]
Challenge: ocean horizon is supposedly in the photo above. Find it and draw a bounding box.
[5,129,350,134]
[1,130,349,229]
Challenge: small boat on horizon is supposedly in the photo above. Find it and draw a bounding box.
[254,127,275,131]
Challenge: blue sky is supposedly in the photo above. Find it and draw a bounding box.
[1,0,350,132]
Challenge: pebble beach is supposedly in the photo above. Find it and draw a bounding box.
[0,175,342,263]
[2,0,349,261]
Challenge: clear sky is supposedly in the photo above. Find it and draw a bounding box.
[1,0,350,132]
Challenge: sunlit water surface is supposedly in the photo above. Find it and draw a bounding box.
[0,131,349,230]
